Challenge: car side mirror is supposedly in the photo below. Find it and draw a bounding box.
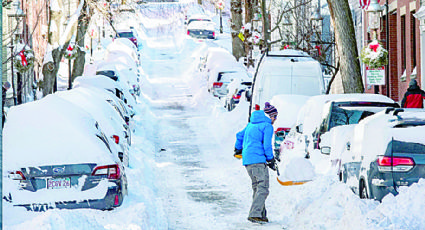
[321,146,331,155]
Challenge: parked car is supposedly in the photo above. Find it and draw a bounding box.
[115,29,138,48]
[3,94,128,211]
[207,63,250,98]
[199,47,236,75]
[270,94,310,159]
[185,14,212,26]
[73,76,136,132]
[280,94,399,162]
[334,108,425,201]
[56,87,130,167]
[224,78,252,111]
[187,21,215,39]
[249,49,326,114]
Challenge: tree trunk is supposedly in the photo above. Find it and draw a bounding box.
[327,0,364,93]
[231,0,245,60]
[72,0,91,84]
[41,42,70,96]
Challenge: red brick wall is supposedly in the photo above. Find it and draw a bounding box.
[365,0,421,103]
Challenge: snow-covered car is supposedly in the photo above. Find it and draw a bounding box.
[207,63,249,97]
[187,21,215,39]
[280,94,399,162]
[56,87,131,167]
[106,39,139,65]
[224,78,252,111]
[185,14,212,26]
[73,76,136,132]
[336,108,425,202]
[249,49,326,114]
[3,94,128,211]
[270,94,310,159]
[199,47,236,75]
[96,62,140,98]
[115,29,138,48]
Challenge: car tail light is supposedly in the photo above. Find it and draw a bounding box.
[187,30,190,35]
[92,164,121,179]
[213,32,215,37]
[255,104,260,110]
[213,82,223,88]
[114,194,120,205]
[112,135,120,144]
[275,127,291,134]
[377,156,415,172]
[9,171,26,180]
[232,94,241,100]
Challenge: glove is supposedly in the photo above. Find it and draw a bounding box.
[267,158,276,171]
[234,148,242,159]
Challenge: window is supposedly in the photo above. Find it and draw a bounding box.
[401,15,406,71]
[411,12,417,70]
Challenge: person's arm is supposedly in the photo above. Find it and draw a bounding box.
[235,127,246,150]
[263,124,274,161]
[401,93,407,108]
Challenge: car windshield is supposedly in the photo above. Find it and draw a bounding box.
[117,32,133,38]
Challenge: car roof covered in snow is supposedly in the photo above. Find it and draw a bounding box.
[271,94,311,128]
[73,75,123,93]
[187,21,214,30]
[3,94,118,170]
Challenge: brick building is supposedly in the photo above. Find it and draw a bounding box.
[363,0,421,103]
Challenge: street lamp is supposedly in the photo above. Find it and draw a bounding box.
[366,0,383,37]
[366,0,383,94]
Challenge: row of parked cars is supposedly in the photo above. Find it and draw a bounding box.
[202,45,425,202]
[3,30,142,211]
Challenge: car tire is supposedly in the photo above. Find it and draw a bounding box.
[359,179,369,199]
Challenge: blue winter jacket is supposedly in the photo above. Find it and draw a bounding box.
[235,110,274,166]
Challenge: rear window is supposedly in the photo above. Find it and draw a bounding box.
[96,70,118,81]
[387,140,425,154]
[188,19,210,24]
[117,32,134,38]
[328,102,398,130]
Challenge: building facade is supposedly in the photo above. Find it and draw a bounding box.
[363,0,421,103]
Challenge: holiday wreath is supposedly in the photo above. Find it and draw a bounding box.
[14,49,35,73]
[360,40,388,69]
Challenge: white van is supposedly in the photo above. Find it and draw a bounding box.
[249,49,325,113]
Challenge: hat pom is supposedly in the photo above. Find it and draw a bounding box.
[265,102,270,108]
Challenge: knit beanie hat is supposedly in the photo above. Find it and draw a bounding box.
[409,79,418,87]
[264,102,278,118]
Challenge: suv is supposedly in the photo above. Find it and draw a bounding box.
[115,29,138,48]
[337,108,425,201]
[280,94,399,161]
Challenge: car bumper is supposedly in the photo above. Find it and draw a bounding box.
[13,185,122,211]
[5,179,123,211]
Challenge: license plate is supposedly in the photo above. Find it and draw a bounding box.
[47,178,71,189]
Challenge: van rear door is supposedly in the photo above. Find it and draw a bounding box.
[291,61,324,96]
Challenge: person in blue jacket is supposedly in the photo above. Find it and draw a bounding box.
[234,102,277,223]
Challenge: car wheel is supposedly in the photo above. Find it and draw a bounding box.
[359,179,369,199]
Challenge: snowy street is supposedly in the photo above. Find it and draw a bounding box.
[5,2,425,230]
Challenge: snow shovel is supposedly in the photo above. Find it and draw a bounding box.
[276,177,312,186]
